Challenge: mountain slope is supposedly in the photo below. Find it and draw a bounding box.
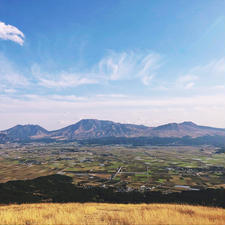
[1,125,49,141]
[50,119,150,140]
[1,120,225,142]
[148,121,225,138]
[0,133,12,143]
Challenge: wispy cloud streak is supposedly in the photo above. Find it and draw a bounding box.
[0,54,29,90]
[38,73,98,88]
[34,50,162,88]
[97,51,162,85]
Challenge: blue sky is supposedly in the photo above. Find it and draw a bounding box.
[0,0,225,130]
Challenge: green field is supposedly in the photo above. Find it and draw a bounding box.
[0,143,224,192]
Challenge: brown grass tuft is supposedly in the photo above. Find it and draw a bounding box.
[0,203,224,225]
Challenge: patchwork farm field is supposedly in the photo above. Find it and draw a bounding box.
[0,203,224,225]
[0,143,224,191]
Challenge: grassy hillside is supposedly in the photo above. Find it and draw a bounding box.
[0,203,224,225]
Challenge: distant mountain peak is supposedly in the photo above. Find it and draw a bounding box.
[180,121,197,126]
[153,123,179,130]
[12,124,44,128]
[1,119,225,143]
[154,121,198,130]
[1,124,48,141]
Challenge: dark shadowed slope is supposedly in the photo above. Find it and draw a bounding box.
[0,174,224,207]
[0,133,12,143]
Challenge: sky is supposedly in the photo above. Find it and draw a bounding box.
[0,0,225,130]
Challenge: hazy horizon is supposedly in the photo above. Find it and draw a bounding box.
[0,0,225,130]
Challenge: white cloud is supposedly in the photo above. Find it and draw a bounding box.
[141,74,155,86]
[97,51,161,85]
[1,73,29,87]
[211,85,225,90]
[0,54,29,88]
[192,58,225,75]
[38,73,98,88]
[184,82,195,89]
[175,58,225,91]
[98,52,130,80]
[177,74,198,83]
[96,94,127,98]
[50,95,86,101]
[33,51,162,88]
[0,21,25,45]
[3,89,17,93]
[31,62,98,88]
[176,74,198,89]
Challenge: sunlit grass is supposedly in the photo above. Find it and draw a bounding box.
[0,203,224,225]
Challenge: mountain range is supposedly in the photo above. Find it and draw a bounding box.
[1,119,225,144]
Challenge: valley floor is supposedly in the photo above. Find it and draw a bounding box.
[0,203,224,225]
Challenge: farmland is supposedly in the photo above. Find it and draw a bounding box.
[0,142,224,192]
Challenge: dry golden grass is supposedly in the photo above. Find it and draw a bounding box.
[0,203,224,225]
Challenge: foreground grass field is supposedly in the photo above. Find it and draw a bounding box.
[0,203,225,225]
